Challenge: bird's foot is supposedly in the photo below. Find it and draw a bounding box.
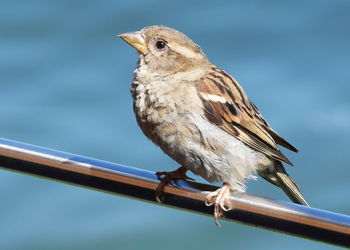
[155,166,193,203]
[204,182,232,227]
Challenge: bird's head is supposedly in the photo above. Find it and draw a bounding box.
[119,25,209,76]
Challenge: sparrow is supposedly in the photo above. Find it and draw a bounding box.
[119,25,309,226]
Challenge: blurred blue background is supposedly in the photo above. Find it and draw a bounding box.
[0,1,349,249]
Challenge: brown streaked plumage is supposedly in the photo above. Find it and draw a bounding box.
[197,66,295,166]
[119,25,308,226]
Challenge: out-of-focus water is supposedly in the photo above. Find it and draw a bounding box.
[0,1,349,249]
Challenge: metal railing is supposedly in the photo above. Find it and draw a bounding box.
[0,137,349,247]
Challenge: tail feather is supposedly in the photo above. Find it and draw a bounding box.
[259,162,309,206]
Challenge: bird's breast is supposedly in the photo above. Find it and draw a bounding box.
[130,75,204,152]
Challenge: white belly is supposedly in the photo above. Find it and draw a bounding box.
[163,112,272,192]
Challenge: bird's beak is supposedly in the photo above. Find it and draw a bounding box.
[119,31,147,53]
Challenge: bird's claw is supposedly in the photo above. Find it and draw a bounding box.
[204,182,232,227]
[156,171,194,181]
[155,166,192,203]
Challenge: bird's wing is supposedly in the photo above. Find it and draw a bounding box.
[195,66,297,165]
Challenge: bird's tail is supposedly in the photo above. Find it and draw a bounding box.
[258,162,309,206]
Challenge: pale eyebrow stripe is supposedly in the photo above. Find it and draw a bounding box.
[173,45,202,59]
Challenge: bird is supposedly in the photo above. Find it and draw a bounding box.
[119,25,308,226]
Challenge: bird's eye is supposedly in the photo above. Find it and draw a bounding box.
[155,40,167,50]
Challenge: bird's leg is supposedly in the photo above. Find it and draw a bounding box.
[155,166,193,203]
[204,182,232,227]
